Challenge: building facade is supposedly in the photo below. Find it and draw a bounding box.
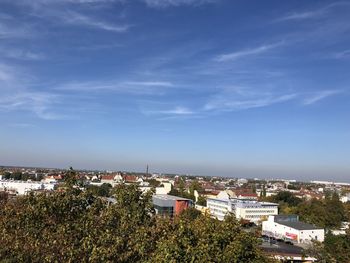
[152,194,193,217]
[207,191,278,222]
[0,180,56,195]
[262,215,324,244]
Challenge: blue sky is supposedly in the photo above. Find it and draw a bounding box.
[1,0,349,181]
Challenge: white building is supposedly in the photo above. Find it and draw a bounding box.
[207,190,278,222]
[139,182,172,195]
[0,180,56,195]
[340,193,350,203]
[262,215,324,244]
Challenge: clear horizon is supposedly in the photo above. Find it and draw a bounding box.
[1,0,349,182]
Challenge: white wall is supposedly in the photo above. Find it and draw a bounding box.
[0,180,56,195]
[262,216,324,243]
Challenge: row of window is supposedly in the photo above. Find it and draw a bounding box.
[244,210,276,214]
[245,215,264,219]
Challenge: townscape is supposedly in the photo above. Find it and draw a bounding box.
[1,0,350,262]
[1,165,349,262]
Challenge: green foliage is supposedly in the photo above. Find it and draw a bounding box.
[148,215,272,263]
[296,194,346,229]
[307,232,350,263]
[86,183,112,197]
[178,207,202,221]
[197,195,207,206]
[144,179,161,187]
[63,167,78,188]
[169,182,196,202]
[271,191,302,207]
[189,180,203,194]
[0,184,272,262]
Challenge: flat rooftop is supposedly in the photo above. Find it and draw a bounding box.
[277,221,321,230]
[153,194,192,201]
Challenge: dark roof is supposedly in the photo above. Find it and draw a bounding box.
[277,221,321,230]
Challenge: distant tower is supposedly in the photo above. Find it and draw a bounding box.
[146,164,149,175]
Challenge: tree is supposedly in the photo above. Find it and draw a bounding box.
[86,183,112,197]
[197,195,207,206]
[144,179,161,187]
[296,194,346,229]
[0,184,273,262]
[306,232,350,263]
[271,191,302,207]
[148,214,273,263]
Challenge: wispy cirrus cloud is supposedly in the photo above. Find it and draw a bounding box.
[204,90,298,112]
[142,0,217,8]
[61,11,129,32]
[143,106,194,115]
[278,10,326,21]
[0,92,69,120]
[215,42,283,62]
[278,1,350,21]
[54,79,173,95]
[7,0,129,33]
[0,47,45,60]
[0,63,71,120]
[331,49,350,59]
[123,81,174,87]
[0,21,33,39]
[303,90,341,105]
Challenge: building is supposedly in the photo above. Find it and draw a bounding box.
[262,215,324,244]
[152,194,193,217]
[207,190,278,222]
[0,180,56,195]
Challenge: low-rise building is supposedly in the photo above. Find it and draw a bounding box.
[207,190,278,222]
[0,180,56,195]
[152,194,193,217]
[262,215,324,244]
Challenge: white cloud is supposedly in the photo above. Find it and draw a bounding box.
[0,21,32,39]
[123,81,173,87]
[154,106,194,115]
[54,79,173,95]
[278,10,325,21]
[0,63,71,120]
[0,91,68,120]
[215,42,282,62]
[331,49,350,59]
[0,48,45,60]
[142,0,216,8]
[303,90,341,105]
[204,92,297,111]
[57,11,129,32]
[278,2,350,21]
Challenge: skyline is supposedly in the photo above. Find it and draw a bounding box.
[1,0,350,182]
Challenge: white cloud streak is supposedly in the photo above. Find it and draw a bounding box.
[54,80,173,94]
[0,48,45,60]
[0,21,32,39]
[142,0,216,8]
[303,90,341,105]
[278,1,350,21]
[144,106,194,115]
[0,63,70,120]
[62,11,129,32]
[215,42,282,62]
[204,92,298,111]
